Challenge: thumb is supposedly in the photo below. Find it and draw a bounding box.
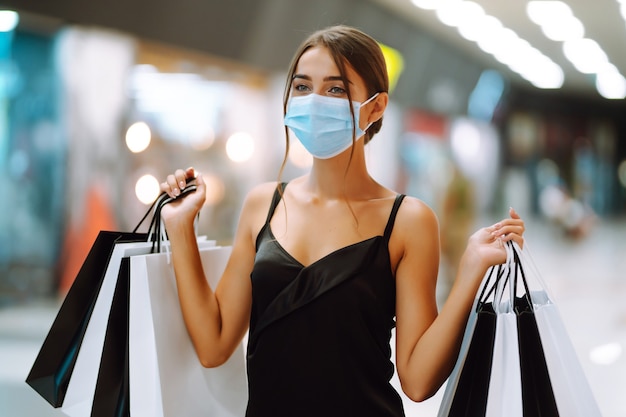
[195,172,205,192]
[185,166,196,181]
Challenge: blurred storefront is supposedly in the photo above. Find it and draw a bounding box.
[0,18,64,305]
[0,20,292,303]
[1,9,626,308]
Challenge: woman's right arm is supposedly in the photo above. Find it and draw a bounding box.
[160,168,274,367]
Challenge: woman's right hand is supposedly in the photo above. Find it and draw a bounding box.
[159,167,207,227]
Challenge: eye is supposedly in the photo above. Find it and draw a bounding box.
[328,85,346,95]
[292,83,311,94]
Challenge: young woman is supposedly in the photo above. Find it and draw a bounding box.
[160,25,524,417]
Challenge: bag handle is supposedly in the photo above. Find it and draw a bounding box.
[152,183,198,253]
[511,242,532,304]
[130,178,199,254]
[476,262,507,309]
[493,241,535,314]
[492,241,515,313]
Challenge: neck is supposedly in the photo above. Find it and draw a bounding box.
[304,143,376,200]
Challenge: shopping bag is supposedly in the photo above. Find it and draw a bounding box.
[484,299,524,417]
[129,245,248,417]
[516,244,602,417]
[24,189,175,407]
[91,256,132,417]
[59,240,158,417]
[439,265,503,417]
[25,230,148,407]
[439,240,602,417]
[59,188,203,416]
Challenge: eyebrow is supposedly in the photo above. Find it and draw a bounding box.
[292,74,352,84]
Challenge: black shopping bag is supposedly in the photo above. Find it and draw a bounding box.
[512,245,559,417]
[446,265,502,417]
[447,302,497,416]
[25,231,147,407]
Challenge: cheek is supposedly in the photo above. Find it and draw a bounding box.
[358,104,372,129]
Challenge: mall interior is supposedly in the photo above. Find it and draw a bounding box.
[0,0,625,416]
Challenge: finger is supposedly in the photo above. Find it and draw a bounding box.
[174,169,188,192]
[159,180,171,196]
[502,232,524,249]
[195,171,205,188]
[193,172,206,203]
[496,224,525,238]
[509,207,521,219]
[160,175,176,198]
[166,174,181,197]
[185,166,196,181]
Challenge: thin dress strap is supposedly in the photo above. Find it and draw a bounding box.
[264,182,288,224]
[383,194,406,241]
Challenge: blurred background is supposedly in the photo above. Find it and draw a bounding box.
[0,0,625,415]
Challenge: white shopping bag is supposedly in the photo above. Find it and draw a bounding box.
[520,247,602,417]
[485,306,523,417]
[129,245,248,417]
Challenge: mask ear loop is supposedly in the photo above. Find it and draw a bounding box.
[359,92,381,134]
[361,92,380,106]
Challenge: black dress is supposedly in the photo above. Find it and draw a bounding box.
[246,184,406,417]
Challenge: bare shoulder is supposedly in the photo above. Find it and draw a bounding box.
[238,181,281,230]
[390,195,439,257]
[243,181,280,206]
[396,195,439,233]
[390,195,440,282]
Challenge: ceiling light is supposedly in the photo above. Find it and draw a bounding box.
[526,1,573,25]
[595,64,626,99]
[410,0,440,10]
[0,10,19,32]
[436,1,484,27]
[540,16,584,41]
[477,27,518,55]
[563,38,609,74]
[458,14,502,42]
[420,0,565,90]
[524,61,565,89]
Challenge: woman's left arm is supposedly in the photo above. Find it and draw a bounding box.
[393,202,524,402]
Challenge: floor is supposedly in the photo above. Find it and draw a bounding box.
[1,217,625,416]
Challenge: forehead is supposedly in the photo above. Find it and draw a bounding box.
[295,46,362,84]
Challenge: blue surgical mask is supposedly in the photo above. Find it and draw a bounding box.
[284,93,379,159]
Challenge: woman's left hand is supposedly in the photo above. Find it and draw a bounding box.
[464,207,525,271]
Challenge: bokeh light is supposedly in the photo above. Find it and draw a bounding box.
[126,122,152,153]
[0,10,19,32]
[135,174,160,205]
[590,342,623,365]
[226,132,255,162]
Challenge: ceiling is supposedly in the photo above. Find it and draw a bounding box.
[371,0,626,96]
[5,0,626,106]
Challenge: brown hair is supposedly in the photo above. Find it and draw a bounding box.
[278,25,389,179]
